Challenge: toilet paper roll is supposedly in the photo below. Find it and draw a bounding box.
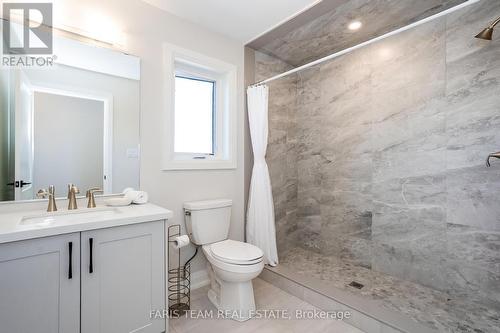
[172,235,190,250]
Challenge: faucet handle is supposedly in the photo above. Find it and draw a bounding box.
[86,187,102,196]
[37,187,57,212]
[86,188,103,208]
[486,152,500,167]
[36,189,48,198]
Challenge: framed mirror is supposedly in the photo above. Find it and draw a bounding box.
[0,31,141,202]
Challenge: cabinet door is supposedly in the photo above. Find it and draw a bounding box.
[0,233,80,333]
[81,221,165,333]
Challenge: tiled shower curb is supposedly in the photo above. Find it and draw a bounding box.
[260,266,438,333]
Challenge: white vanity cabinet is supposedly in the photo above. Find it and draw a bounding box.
[0,233,81,333]
[81,221,165,333]
[0,219,166,333]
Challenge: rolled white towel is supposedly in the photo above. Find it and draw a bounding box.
[123,188,135,195]
[133,191,148,204]
[123,189,149,204]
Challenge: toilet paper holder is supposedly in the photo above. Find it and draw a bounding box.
[167,224,191,317]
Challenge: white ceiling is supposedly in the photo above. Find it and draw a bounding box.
[140,0,321,43]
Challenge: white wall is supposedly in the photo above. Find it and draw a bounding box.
[53,0,246,274]
[33,92,104,194]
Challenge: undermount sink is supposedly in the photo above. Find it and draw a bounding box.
[20,207,122,226]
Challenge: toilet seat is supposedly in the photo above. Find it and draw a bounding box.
[203,245,264,275]
[208,240,263,265]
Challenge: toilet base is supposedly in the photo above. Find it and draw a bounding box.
[206,264,256,322]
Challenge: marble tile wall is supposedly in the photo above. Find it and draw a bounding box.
[255,0,500,306]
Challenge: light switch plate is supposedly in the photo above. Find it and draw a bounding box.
[126,148,139,159]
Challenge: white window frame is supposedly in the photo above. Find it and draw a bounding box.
[163,43,237,170]
[174,64,217,157]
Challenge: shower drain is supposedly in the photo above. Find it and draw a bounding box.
[348,281,364,289]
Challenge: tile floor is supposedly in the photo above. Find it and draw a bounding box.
[279,247,500,333]
[169,278,363,333]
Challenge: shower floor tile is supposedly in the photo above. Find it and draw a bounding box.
[279,247,500,333]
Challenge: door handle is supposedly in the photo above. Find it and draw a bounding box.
[20,180,31,187]
[6,181,31,187]
[68,242,73,279]
[89,238,93,274]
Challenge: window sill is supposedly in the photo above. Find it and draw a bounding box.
[162,159,236,171]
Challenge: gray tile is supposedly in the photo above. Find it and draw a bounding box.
[446,166,500,231]
[257,2,500,331]
[278,247,499,332]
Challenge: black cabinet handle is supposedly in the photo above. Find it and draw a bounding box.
[68,242,73,279]
[89,238,93,274]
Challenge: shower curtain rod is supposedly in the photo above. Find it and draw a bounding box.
[250,0,480,88]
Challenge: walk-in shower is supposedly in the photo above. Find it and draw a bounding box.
[249,0,500,332]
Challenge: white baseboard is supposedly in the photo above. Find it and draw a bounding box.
[190,269,210,290]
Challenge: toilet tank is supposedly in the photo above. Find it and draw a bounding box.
[184,199,232,245]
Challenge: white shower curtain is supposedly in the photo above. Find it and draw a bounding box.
[246,85,278,266]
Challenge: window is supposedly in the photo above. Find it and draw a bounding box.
[163,43,237,170]
[174,75,215,155]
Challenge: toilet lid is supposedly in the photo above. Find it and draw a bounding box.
[209,240,264,265]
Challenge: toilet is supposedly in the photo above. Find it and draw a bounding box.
[184,199,264,321]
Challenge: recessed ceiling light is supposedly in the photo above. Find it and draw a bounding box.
[348,20,362,31]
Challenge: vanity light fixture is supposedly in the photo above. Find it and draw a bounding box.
[348,20,363,31]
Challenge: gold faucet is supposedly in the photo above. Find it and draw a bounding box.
[86,188,103,208]
[486,152,500,167]
[36,185,57,212]
[67,184,80,210]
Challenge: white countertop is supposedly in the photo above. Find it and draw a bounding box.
[0,203,173,244]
